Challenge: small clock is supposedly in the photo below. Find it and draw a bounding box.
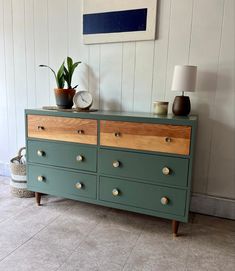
[73,91,93,110]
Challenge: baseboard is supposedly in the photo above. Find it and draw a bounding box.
[190,193,235,220]
[0,162,10,176]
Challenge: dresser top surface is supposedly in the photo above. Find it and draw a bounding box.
[25,109,197,125]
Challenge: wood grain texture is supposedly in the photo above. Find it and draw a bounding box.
[28,115,97,145]
[100,120,191,155]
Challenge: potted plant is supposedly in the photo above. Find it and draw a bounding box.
[39,57,81,109]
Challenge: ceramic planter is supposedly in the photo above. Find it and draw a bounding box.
[54,88,76,109]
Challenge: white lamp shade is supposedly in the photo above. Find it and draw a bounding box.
[171,65,197,92]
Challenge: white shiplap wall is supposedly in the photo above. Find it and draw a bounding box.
[0,0,234,201]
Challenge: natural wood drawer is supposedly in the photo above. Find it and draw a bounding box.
[100,120,191,155]
[27,115,97,145]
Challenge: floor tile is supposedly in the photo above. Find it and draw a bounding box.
[0,238,69,271]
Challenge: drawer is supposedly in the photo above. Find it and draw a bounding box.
[28,165,97,199]
[100,120,191,155]
[99,149,188,187]
[27,115,97,145]
[99,177,186,216]
[28,140,97,172]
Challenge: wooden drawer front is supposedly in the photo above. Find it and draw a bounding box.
[100,120,191,155]
[28,140,97,172]
[99,177,186,216]
[27,115,97,145]
[99,149,188,187]
[28,165,97,199]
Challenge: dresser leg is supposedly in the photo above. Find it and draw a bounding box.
[35,192,42,206]
[172,220,179,237]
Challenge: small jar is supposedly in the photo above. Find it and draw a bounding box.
[153,101,169,115]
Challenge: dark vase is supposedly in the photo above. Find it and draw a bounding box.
[172,96,191,116]
[54,88,76,109]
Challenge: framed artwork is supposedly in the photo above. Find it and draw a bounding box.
[82,0,158,44]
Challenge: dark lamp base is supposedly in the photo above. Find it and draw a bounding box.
[172,96,191,116]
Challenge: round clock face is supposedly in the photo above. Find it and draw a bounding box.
[73,91,93,109]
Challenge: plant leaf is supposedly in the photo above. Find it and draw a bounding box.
[56,62,65,88]
[39,65,57,82]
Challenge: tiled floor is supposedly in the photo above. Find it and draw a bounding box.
[0,176,234,271]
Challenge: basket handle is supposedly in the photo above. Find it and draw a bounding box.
[18,147,26,157]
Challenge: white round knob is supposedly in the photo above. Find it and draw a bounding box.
[112,188,119,196]
[165,137,172,143]
[161,197,169,205]
[37,150,44,157]
[112,161,120,168]
[37,176,44,182]
[162,167,170,175]
[75,182,83,189]
[76,155,84,162]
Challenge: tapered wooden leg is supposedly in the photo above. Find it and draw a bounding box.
[35,192,42,206]
[172,220,179,237]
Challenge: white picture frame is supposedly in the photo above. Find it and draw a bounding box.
[82,0,158,44]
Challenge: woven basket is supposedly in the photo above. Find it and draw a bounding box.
[10,147,34,198]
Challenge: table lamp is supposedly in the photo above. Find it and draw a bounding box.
[171,65,197,116]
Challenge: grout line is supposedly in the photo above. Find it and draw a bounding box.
[0,206,62,263]
[121,225,145,270]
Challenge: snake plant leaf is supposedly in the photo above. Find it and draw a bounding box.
[67,57,73,71]
[39,65,57,82]
[56,62,65,88]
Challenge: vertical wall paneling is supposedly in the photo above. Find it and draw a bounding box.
[3,0,17,159]
[133,41,155,112]
[164,0,194,105]
[0,0,9,164]
[68,0,89,91]
[12,0,28,149]
[100,43,122,111]
[151,0,172,104]
[48,0,68,104]
[121,42,136,111]
[24,0,36,109]
[189,0,224,193]
[34,0,50,107]
[88,45,100,109]
[207,0,235,198]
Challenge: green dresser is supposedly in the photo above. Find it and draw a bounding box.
[25,109,197,235]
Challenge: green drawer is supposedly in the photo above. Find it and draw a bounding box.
[99,176,186,216]
[99,148,189,187]
[28,165,97,199]
[28,140,97,172]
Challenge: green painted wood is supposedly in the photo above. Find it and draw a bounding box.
[25,109,197,126]
[28,140,97,172]
[99,148,189,187]
[99,176,187,216]
[27,164,97,199]
[25,108,198,224]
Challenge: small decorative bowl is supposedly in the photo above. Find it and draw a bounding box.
[153,101,169,115]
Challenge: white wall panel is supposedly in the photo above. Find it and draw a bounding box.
[189,0,225,193]
[207,0,235,198]
[133,41,154,112]
[0,0,9,163]
[0,0,234,202]
[3,0,17,159]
